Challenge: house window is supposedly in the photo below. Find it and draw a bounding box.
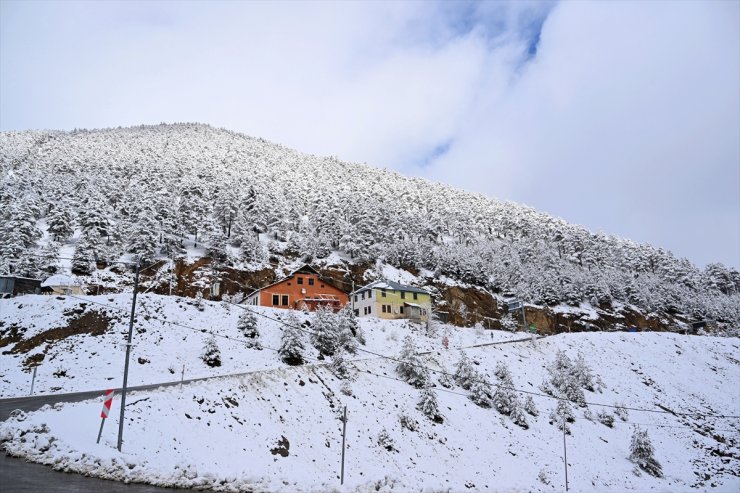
[361,292,365,300]
[400,306,404,314]
[382,305,386,313]
[368,305,371,314]
[401,292,406,299]
[354,295,358,302]
[413,292,418,300]
[297,277,303,285]
[272,294,279,305]
[381,289,386,297]
[363,307,367,315]
[308,278,314,286]
[281,295,289,306]
[368,290,372,298]
[321,284,325,288]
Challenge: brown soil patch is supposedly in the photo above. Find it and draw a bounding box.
[10,310,112,355]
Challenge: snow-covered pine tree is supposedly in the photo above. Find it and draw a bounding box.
[395,335,430,388]
[72,230,100,275]
[337,303,365,345]
[39,241,60,274]
[417,385,442,422]
[468,374,494,408]
[311,305,340,356]
[201,335,221,367]
[279,313,306,365]
[629,426,663,477]
[524,395,539,416]
[492,361,528,428]
[330,350,352,380]
[47,206,73,242]
[549,398,575,434]
[572,352,595,391]
[454,352,476,390]
[238,228,265,265]
[237,309,261,349]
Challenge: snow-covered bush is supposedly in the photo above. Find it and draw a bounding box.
[330,351,352,380]
[596,410,615,428]
[376,429,397,452]
[395,335,430,388]
[615,403,629,422]
[399,413,418,432]
[629,426,663,477]
[524,395,539,416]
[194,292,204,311]
[340,380,353,396]
[201,335,221,367]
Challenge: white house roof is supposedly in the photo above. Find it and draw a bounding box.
[352,279,429,295]
[41,275,76,287]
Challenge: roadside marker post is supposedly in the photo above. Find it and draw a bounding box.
[180,364,185,389]
[97,389,114,444]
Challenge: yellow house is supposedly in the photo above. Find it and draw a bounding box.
[351,280,432,323]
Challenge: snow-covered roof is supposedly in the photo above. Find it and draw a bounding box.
[403,302,422,308]
[352,279,429,295]
[245,264,346,295]
[41,275,76,287]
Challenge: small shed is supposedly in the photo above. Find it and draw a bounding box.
[41,275,84,295]
[0,276,53,296]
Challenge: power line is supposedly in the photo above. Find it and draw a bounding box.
[225,300,740,420]
[39,292,740,421]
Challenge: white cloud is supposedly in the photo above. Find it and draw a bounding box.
[1,0,737,267]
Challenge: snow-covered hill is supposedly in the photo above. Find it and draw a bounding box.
[1,293,738,492]
[1,124,738,331]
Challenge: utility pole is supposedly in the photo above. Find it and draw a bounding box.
[522,304,527,332]
[340,405,347,485]
[29,366,37,396]
[117,259,140,452]
[563,413,569,492]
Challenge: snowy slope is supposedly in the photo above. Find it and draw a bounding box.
[1,294,739,492]
[0,293,514,398]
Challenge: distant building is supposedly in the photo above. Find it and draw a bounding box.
[41,275,84,295]
[0,276,53,297]
[244,265,349,312]
[351,280,431,323]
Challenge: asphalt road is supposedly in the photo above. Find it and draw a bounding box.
[0,382,196,493]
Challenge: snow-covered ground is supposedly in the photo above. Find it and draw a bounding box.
[0,293,513,398]
[1,294,739,492]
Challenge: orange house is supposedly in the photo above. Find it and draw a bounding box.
[244,265,349,312]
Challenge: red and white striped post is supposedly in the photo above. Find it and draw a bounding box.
[96,389,114,444]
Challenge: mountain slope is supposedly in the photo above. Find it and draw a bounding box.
[0,123,738,331]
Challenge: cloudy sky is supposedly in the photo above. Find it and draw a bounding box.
[1,0,738,268]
